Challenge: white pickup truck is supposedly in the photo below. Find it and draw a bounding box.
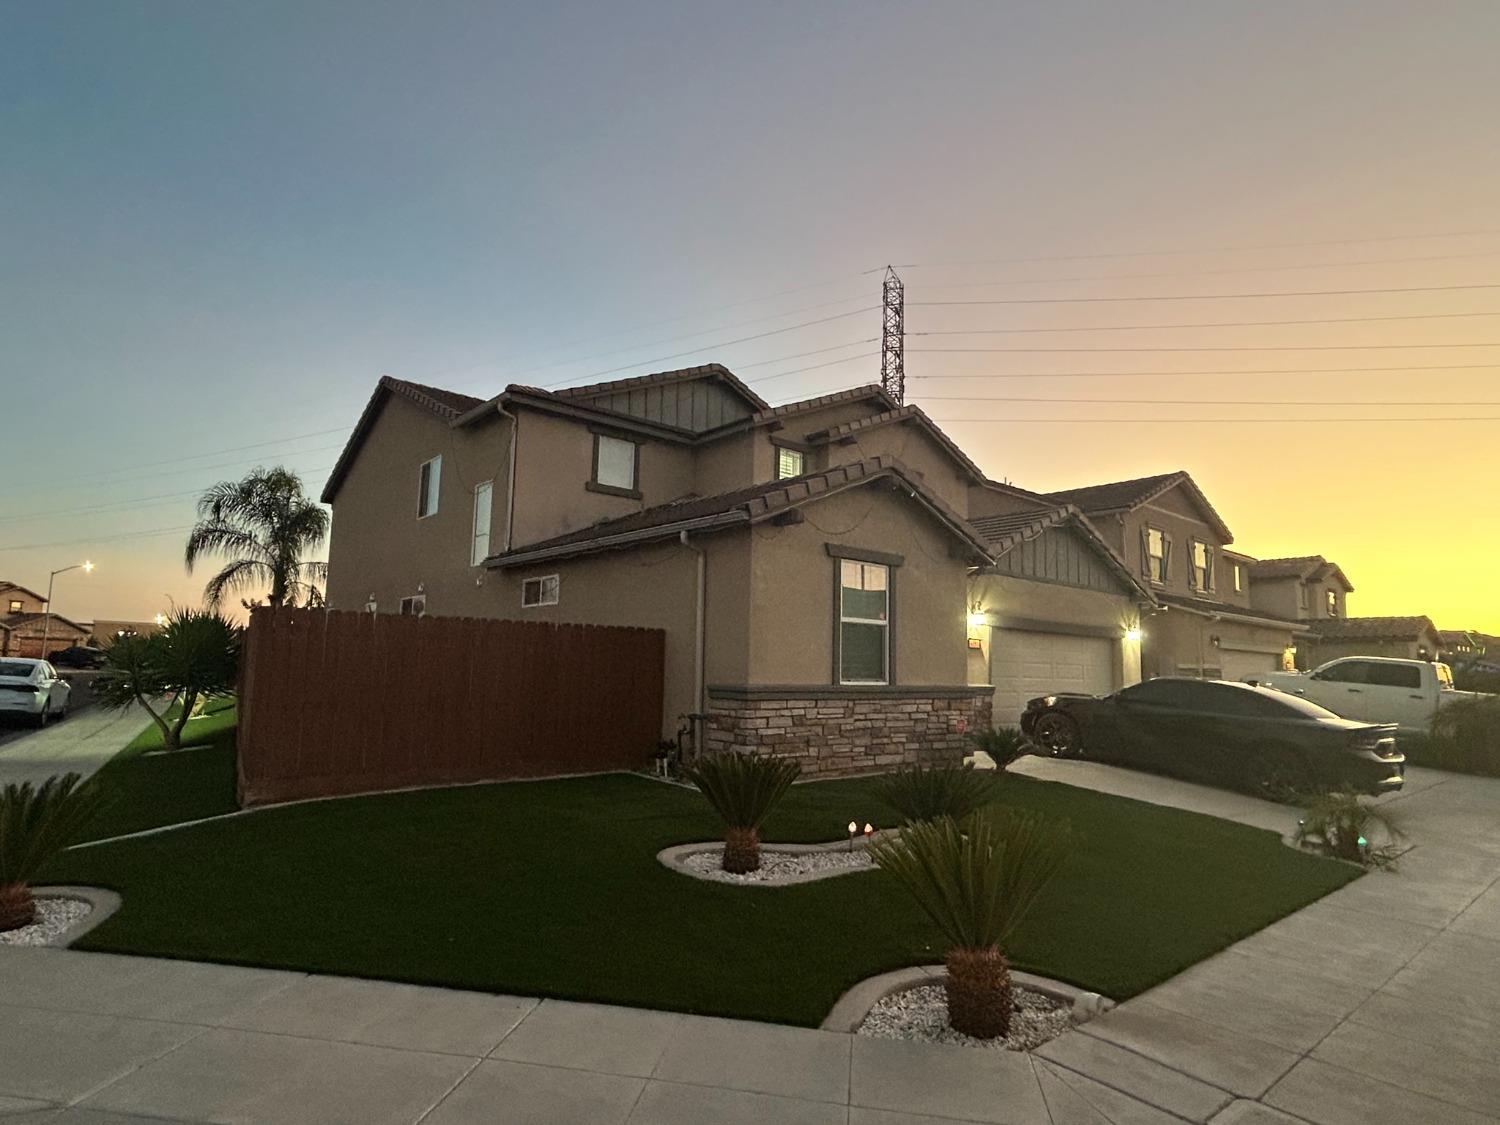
[1249,657,1484,736]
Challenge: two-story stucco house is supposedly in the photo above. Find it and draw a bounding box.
[1245,556,1354,628]
[322,367,1006,775]
[1040,473,1310,681]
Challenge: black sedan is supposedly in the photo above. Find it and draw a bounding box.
[48,645,107,669]
[1020,677,1404,798]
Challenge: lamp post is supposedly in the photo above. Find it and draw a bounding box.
[40,560,94,657]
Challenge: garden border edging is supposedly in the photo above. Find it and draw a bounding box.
[658,832,898,886]
[25,886,122,946]
[821,964,1114,1033]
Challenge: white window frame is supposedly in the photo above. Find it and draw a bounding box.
[838,559,890,686]
[593,435,637,492]
[1325,589,1338,617]
[1190,538,1214,592]
[522,575,560,608]
[6,599,21,614]
[471,480,494,566]
[1232,563,1243,593]
[1144,526,1169,585]
[399,594,426,617]
[417,455,442,518]
[775,446,805,480]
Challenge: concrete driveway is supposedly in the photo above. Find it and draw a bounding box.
[0,699,146,787]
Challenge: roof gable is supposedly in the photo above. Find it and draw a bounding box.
[552,364,768,431]
[1045,471,1233,543]
[805,404,987,485]
[970,506,1156,601]
[1312,615,1440,643]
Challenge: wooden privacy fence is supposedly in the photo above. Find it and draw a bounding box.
[237,607,665,806]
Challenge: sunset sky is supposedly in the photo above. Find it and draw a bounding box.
[3,1,1499,632]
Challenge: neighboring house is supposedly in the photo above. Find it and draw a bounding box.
[322,368,994,774]
[1437,629,1495,669]
[0,582,47,617]
[83,618,166,645]
[1303,616,1444,665]
[1245,555,1354,626]
[0,612,90,658]
[1044,472,1309,680]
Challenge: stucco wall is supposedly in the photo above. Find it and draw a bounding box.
[1120,497,1231,600]
[694,431,756,497]
[1248,576,1303,622]
[814,422,973,514]
[1,587,46,615]
[966,484,1052,522]
[325,395,511,616]
[739,485,971,688]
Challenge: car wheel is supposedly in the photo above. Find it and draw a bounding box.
[1033,712,1083,758]
[1250,745,1315,802]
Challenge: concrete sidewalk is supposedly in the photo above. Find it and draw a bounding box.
[0,701,146,787]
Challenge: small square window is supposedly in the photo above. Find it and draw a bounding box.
[776,447,805,480]
[522,575,560,608]
[417,456,442,518]
[399,594,426,616]
[593,435,637,491]
[7,600,21,614]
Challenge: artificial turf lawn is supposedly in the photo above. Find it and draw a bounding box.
[42,768,1361,1027]
[120,697,238,756]
[74,742,239,843]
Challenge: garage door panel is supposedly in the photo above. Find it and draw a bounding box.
[1219,649,1279,682]
[990,631,1116,728]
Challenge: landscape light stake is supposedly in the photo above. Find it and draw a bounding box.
[847,820,858,851]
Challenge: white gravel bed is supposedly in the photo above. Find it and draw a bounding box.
[857,983,1072,1052]
[682,847,874,884]
[0,897,92,947]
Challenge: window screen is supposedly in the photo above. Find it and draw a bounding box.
[594,436,636,490]
[839,559,888,684]
[418,456,442,517]
[522,575,560,607]
[776,447,805,480]
[471,481,494,566]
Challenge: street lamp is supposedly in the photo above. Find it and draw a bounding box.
[40,560,94,657]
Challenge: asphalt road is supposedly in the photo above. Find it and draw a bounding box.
[0,669,102,750]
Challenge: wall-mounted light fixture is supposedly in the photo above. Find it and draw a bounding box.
[1123,626,1143,643]
[966,611,987,630]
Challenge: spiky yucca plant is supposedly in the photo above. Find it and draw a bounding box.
[0,774,109,931]
[871,810,1073,1039]
[875,763,1001,825]
[1295,790,1405,869]
[967,726,1032,771]
[682,752,802,873]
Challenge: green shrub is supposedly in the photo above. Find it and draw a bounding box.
[1,774,109,931]
[1294,791,1404,869]
[1404,696,1500,777]
[876,763,1002,825]
[967,726,1032,770]
[94,609,239,752]
[870,810,1074,1039]
[682,752,802,873]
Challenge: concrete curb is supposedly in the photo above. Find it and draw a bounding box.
[657,832,899,886]
[27,885,122,946]
[820,963,1115,1033]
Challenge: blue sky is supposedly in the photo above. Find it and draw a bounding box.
[4,2,1500,629]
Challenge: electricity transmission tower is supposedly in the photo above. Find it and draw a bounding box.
[880,266,904,404]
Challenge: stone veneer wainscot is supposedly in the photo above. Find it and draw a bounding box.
[704,686,993,777]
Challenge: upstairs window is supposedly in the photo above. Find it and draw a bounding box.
[522,575,560,608]
[591,434,639,495]
[1298,584,1310,610]
[1325,589,1338,617]
[1190,540,1214,592]
[471,481,494,566]
[7,600,21,614]
[399,594,426,617]
[1143,527,1170,584]
[1232,563,1243,593]
[776,447,805,480]
[417,455,442,518]
[838,559,889,684]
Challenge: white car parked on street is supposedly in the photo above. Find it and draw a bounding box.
[0,658,73,728]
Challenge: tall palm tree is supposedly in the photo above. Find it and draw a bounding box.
[185,467,330,609]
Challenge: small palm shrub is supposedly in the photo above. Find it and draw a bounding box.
[1295,791,1405,869]
[94,609,239,752]
[0,774,109,931]
[875,763,1001,825]
[682,752,801,873]
[967,726,1032,771]
[870,810,1074,1039]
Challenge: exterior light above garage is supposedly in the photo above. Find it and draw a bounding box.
[967,611,987,629]
[1123,626,1143,643]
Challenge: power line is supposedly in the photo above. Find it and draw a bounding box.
[538,308,878,389]
[915,396,1500,406]
[44,428,348,485]
[1,466,337,524]
[909,310,1500,336]
[0,524,195,553]
[907,363,1500,380]
[877,226,1500,270]
[908,250,1500,291]
[911,343,1500,354]
[908,282,1500,307]
[16,444,348,502]
[745,350,881,386]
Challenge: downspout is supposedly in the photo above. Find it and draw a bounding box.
[495,401,520,552]
[679,530,707,757]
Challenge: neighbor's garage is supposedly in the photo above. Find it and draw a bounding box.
[1218,648,1280,682]
[989,630,1116,726]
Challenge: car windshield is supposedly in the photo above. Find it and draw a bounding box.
[0,661,38,678]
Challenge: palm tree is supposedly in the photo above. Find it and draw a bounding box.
[682,752,802,873]
[870,810,1073,1039]
[1,774,109,931]
[185,467,330,609]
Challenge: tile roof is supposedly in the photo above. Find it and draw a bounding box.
[0,581,48,603]
[1310,615,1440,642]
[488,456,993,567]
[751,384,897,425]
[807,404,987,484]
[2,612,88,633]
[1043,470,1234,543]
[380,377,487,419]
[549,363,770,412]
[969,506,1158,601]
[1245,555,1354,591]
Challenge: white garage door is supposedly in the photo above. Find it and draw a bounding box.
[1219,649,1280,682]
[990,631,1116,728]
